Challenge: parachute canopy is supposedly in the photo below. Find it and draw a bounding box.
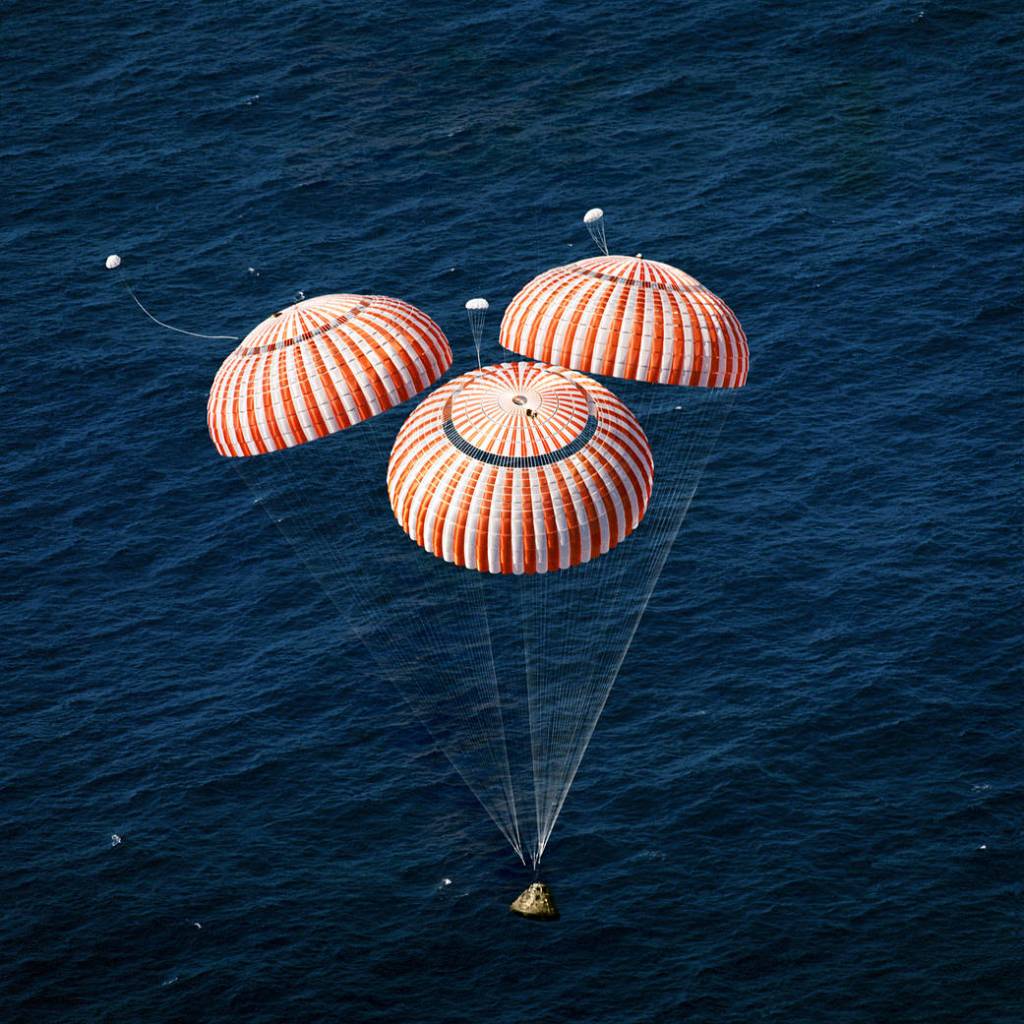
[388,361,653,575]
[499,255,748,389]
[208,294,452,457]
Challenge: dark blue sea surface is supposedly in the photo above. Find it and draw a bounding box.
[4,2,1022,1021]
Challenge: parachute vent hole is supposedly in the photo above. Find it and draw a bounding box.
[512,395,528,407]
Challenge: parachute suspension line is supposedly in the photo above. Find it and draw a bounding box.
[465,298,489,370]
[541,391,731,862]
[583,208,609,256]
[528,401,704,863]
[569,392,730,858]
[247,460,525,864]
[522,385,736,865]
[359,395,521,858]
[444,301,524,855]
[236,431,525,864]
[441,298,526,855]
[533,389,735,863]
[361,303,519,856]
[515,556,551,867]
[105,255,240,341]
[516,507,564,866]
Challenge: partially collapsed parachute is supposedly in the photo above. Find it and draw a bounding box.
[208,293,452,456]
[388,362,653,574]
[500,254,748,388]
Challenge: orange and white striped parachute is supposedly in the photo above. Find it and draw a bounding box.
[387,361,654,575]
[208,294,452,457]
[499,254,748,389]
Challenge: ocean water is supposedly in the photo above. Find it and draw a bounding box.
[3,1,1022,1021]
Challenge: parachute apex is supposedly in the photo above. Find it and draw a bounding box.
[388,361,653,575]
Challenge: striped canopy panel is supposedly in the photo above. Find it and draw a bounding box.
[388,361,654,575]
[499,255,748,388]
[208,294,452,457]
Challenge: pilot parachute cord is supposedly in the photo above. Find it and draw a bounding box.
[105,256,239,341]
